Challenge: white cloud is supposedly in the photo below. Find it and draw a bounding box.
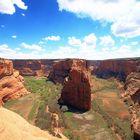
[0,0,27,15]
[21,13,25,16]
[11,35,17,39]
[21,42,44,51]
[44,35,61,41]
[0,44,16,55]
[1,25,5,28]
[57,0,140,38]
[38,41,44,45]
[99,35,115,47]
[68,36,82,46]
[83,33,97,48]
[130,41,138,46]
[0,41,140,60]
[68,33,97,49]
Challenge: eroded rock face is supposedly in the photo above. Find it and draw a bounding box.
[0,59,28,106]
[123,72,140,139]
[93,59,139,82]
[13,59,57,77]
[59,59,91,110]
[48,59,89,83]
[0,59,13,78]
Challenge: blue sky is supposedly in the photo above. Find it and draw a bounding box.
[0,0,140,59]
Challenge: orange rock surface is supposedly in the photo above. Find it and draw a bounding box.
[0,59,28,106]
[123,72,140,139]
[59,59,91,110]
[92,59,139,81]
[0,107,67,140]
[13,59,56,77]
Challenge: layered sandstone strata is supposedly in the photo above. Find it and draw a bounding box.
[92,59,139,81]
[48,59,89,83]
[123,72,140,139]
[0,59,28,106]
[58,59,91,110]
[13,59,57,77]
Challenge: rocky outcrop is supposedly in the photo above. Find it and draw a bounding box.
[48,59,89,84]
[0,59,13,78]
[91,59,140,82]
[13,59,58,77]
[0,107,67,140]
[0,59,28,106]
[12,58,140,81]
[122,72,140,139]
[58,59,91,110]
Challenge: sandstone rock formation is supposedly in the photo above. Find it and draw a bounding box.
[92,59,139,81]
[0,107,67,140]
[0,59,28,106]
[13,59,57,77]
[48,59,89,84]
[0,59,13,78]
[123,72,140,140]
[58,59,91,110]
[12,58,140,81]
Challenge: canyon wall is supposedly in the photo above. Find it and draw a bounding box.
[12,59,62,77]
[0,59,28,106]
[13,58,140,82]
[88,58,140,81]
[122,72,140,140]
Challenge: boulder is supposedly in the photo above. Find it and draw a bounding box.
[0,107,67,140]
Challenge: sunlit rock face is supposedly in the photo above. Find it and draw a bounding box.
[0,59,28,106]
[92,59,139,82]
[0,59,13,78]
[55,59,92,111]
[13,59,56,77]
[123,72,140,140]
[0,107,67,140]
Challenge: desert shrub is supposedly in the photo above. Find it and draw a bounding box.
[61,105,69,112]
[92,100,133,140]
[63,130,75,140]
[28,101,39,120]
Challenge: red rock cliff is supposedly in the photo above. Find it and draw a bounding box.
[13,59,57,77]
[89,59,140,81]
[49,59,89,83]
[122,72,140,139]
[0,59,28,106]
[58,59,91,110]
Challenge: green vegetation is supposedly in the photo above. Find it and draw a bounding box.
[4,76,133,140]
[24,76,63,130]
[92,76,133,140]
[28,101,39,120]
[91,76,118,93]
[4,99,18,108]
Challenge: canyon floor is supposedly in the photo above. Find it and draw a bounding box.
[4,76,132,140]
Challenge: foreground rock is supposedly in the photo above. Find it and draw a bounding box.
[123,72,140,139]
[0,107,67,140]
[58,59,91,110]
[0,59,28,106]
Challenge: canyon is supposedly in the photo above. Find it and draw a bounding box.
[13,58,140,82]
[0,57,140,140]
